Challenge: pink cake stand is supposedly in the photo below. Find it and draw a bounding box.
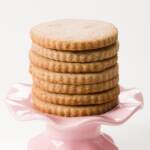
[5,83,143,150]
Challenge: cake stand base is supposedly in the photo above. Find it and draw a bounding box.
[28,132,117,150]
[5,83,143,150]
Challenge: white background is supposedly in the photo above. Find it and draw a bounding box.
[0,0,150,149]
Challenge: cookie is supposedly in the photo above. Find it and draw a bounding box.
[32,85,120,105]
[32,95,119,117]
[30,19,118,51]
[32,76,119,94]
[31,42,119,63]
[29,51,118,73]
[30,64,118,85]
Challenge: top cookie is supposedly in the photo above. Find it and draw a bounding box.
[30,19,118,51]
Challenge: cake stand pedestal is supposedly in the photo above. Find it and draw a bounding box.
[5,83,143,150]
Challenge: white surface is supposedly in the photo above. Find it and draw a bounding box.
[0,0,149,149]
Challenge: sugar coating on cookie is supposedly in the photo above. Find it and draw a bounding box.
[32,85,120,106]
[31,19,118,50]
[32,95,118,117]
[32,76,119,94]
[31,42,119,62]
[30,63,118,85]
[29,50,118,73]
[29,19,120,117]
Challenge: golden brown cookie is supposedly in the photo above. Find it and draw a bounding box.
[29,51,118,73]
[30,64,118,85]
[30,19,118,51]
[32,85,120,105]
[31,42,119,63]
[32,95,119,117]
[32,76,119,94]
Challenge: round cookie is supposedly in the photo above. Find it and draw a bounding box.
[31,42,119,63]
[30,19,118,51]
[30,64,119,85]
[32,85,120,105]
[29,51,118,73]
[32,76,119,94]
[32,95,119,117]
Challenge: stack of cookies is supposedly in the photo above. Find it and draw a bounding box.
[29,19,119,117]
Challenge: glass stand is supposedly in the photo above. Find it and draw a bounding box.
[5,83,143,150]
